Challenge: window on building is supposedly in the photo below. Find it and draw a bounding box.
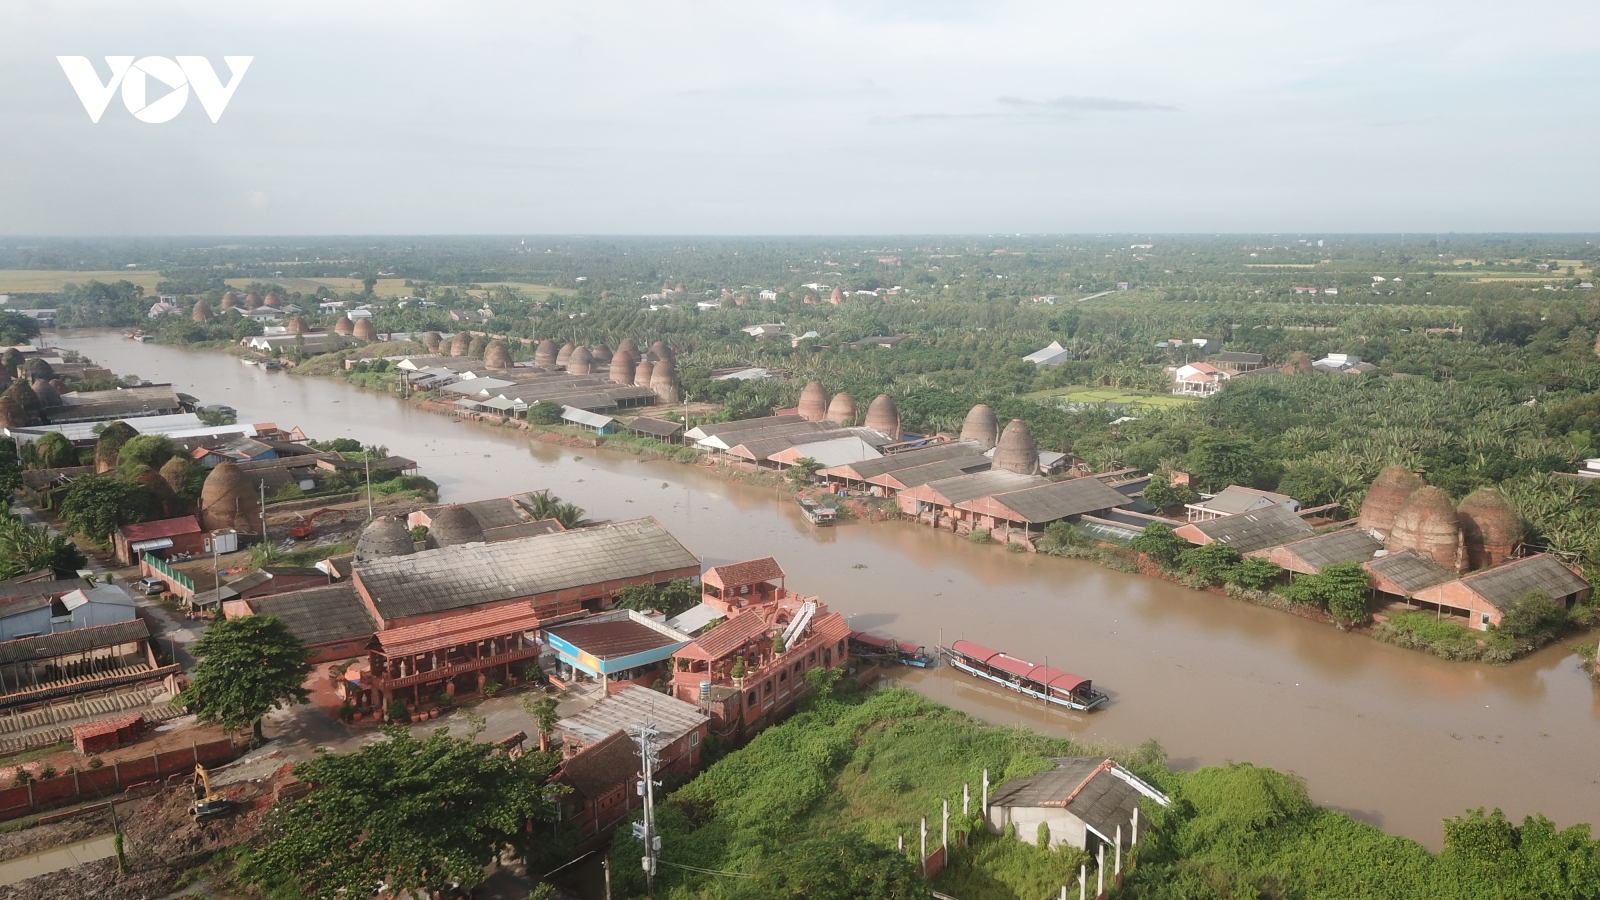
[764,681,772,696]
[690,732,699,746]
[779,670,788,683]
[747,691,757,705]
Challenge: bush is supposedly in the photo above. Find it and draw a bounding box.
[1498,590,1567,640]
[1177,543,1241,585]
[966,528,996,544]
[386,698,410,722]
[1130,523,1185,568]
[1036,821,1050,848]
[1281,562,1371,625]
[1226,556,1282,590]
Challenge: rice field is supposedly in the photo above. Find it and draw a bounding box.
[0,269,164,293]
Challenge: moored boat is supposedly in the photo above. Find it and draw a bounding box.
[941,639,1106,710]
[850,631,935,668]
[797,496,837,525]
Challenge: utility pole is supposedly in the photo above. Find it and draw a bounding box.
[630,724,661,896]
[365,454,373,521]
[259,480,268,562]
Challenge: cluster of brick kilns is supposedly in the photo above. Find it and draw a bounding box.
[1358,466,1521,572]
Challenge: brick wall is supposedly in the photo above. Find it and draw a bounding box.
[0,736,246,821]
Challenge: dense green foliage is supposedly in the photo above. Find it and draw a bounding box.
[1128,766,1600,900]
[0,511,85,578]
[238,727,564,899]
[1280,562,1373,626]
[609,674,1143,899]
[175,615,312,742]
[59,473,155,541]
[614,578,700,618]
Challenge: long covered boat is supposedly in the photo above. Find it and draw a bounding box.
[941,639,1107,711]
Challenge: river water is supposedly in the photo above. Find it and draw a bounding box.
[49,331,1600,848]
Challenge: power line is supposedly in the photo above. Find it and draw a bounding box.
[655,859,753,878]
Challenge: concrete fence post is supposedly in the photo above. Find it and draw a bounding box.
[1097,844,1105,896]
[1079,863,1087,900]
[25,781,33,812]
[1115,824,1122,876]
[942,799,949,854]
[920,816,927,877]
[981,768,989,820]
[963,782,970,817]
[1132,806,1139,845]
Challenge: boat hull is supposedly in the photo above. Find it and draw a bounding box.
[942,649,1107,711]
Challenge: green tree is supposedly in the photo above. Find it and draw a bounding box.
[525,401,562,425]
[1130,523,1186,569]
[1227,556,1283,591]
[1497,589,1567,640]
[0,312,40,347]
[1282,562,1371,626]
[239,727,564,899]
[1184,432,1267,491]
[551,501,590,529]
[176,615,312,742]
[786,456,823,487]
[93,420,139,471]
[0,438,18,493]
[0,515,86,578]
[1178,543,1242,585]
[114,434,178,476]
[59,475,155,541]
[729,833,932,900]
[29,432,77,469]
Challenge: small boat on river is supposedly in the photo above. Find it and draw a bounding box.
[261,360,281,372]
[797,496,837,525]
[942,640,1107,710]
[850,631,935,668]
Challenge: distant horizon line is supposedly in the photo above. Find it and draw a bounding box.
[2,231,1598,241]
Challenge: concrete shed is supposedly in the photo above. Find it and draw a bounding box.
[987,757,1169,851]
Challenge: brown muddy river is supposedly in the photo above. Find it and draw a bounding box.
[53,330,1600,848]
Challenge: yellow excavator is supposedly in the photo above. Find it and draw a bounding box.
[190,763,234,820]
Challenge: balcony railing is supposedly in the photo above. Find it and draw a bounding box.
[372,644,541,690]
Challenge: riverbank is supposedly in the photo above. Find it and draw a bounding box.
[291,357,1596,668]
[51,329,1600,849]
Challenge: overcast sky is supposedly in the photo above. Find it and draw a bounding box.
[3,1,1598,236]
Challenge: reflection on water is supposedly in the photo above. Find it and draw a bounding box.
[52,330,1600,848]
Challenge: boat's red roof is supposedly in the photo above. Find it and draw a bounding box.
[988,653,1037,680]
[851,631,896,649]
[951,639,1000,662]
[951,641,1089,693]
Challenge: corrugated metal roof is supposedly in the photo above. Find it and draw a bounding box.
[1459,554,1591,610]
[560,407,615,429]
[1191,486,1294,516]
[546,613,686,660]
[1183,504,1312,553]
[882,456,992,488]
[242,583,376,648]
[665,603,724,635]
[118,516,202,543]
[559,729,638,800]
[626,417,684,438]
[827,440,987,479]
[684,414,806,441]
[1277,529,1382,570]
[355,518,700,621]
[922,470,1044,505]
[1364,550,1454,595]
[0,619,149,664]
[771,435,883,468]
[977,477,1128,524]
[556,684,708,747]
[989,757,1167,840]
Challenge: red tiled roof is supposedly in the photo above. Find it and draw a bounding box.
[72,713,143,740]
[680,608,776,661]
[118,516,202,542]
[703,557,784,590]
[372,605,546,658]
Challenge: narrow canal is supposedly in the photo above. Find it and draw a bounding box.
[52,331,1600,848]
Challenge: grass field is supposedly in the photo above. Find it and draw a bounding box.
[0,269,164,293]
[1025,385,1194,410]
[473,281,576,296]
